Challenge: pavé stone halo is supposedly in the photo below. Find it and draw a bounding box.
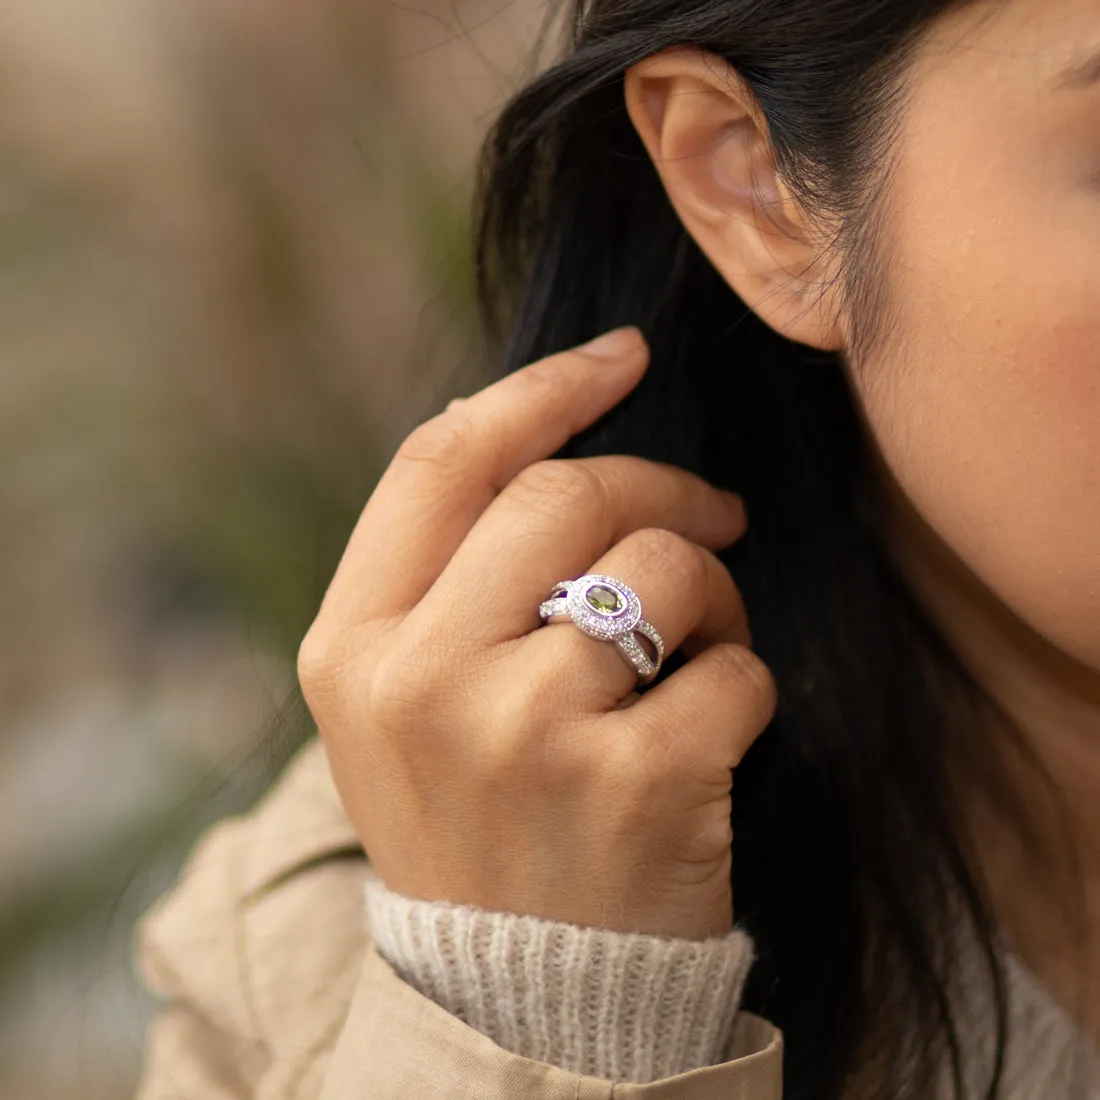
[537,573,665,684]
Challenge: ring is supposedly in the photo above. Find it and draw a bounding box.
[537,573,665,685]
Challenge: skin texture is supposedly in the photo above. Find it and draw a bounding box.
[624,0,1100,1045]
[301,329,779,944]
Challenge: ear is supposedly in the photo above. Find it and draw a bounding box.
[624,47,845,351]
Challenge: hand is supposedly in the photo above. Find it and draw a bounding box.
[298,326,777,940]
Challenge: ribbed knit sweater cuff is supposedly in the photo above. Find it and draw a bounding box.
[362,867,757,1084]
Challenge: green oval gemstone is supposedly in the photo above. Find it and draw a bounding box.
[585,584,623,613]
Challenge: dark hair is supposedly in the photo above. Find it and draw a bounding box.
[469,2,1080,1098]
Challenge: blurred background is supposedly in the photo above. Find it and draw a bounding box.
[0,0,551,1094]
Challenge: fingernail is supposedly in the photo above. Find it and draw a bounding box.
[576,326,644,360]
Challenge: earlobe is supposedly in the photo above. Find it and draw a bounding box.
[623,48,845,351]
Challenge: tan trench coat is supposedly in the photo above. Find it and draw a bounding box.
[133,736,784,1098]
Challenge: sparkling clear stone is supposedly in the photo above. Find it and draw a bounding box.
[585,584,623,613]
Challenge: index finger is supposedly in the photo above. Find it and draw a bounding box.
[316,328,651,627]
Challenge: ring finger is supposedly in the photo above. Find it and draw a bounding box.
[511,527,750,711]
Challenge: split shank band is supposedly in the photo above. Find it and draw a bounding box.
[537,573,666,685]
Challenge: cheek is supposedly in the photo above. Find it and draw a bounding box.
[862,221,1100,671]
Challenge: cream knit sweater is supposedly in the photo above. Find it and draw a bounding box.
[362,866,1100,1097]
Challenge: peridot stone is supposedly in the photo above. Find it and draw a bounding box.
[585,584,623,613]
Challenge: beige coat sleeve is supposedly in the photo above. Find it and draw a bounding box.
[132,739,784,1100]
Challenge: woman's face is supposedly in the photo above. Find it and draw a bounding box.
[853,0,1100,684]
[841,0,1100,989]
[625,0,1099,988]
[624,0,1100,741]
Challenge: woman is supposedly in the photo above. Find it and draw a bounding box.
[131,0,1100,1096]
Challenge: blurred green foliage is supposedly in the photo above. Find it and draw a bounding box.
[0,1,513,1090]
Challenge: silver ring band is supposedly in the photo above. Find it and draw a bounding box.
[537,573,665,684]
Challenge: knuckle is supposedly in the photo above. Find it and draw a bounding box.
[517,357,573,403]
[471,727,541,784]
[297,625,360,728]
[627,527,707,589]
[395,411,477,474]
[297,626,337,691]
[508,459,603,515]
[365,647,431,725]
[599,722,670,793]
[719,644,778,705]
[480,681,540,754]
[478,679,584,780]
[679,811,734,864]
[365,625,469,728]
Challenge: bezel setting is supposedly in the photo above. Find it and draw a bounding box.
[551,574,641,640]
[538,572,664,683]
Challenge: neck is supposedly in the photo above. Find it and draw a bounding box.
[869,459,1100,1042]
